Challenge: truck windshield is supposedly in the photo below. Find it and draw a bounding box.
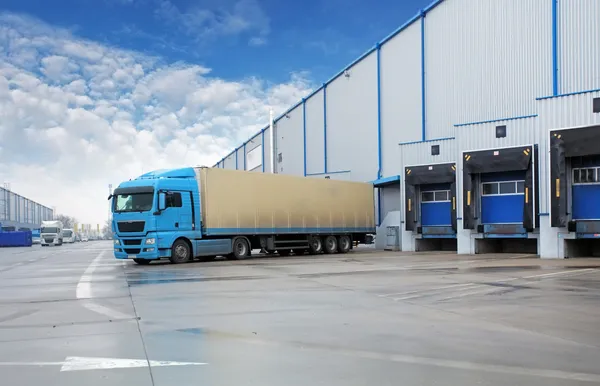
[41,227,58,233]
[114,193,154,213]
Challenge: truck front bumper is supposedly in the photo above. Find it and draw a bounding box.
[113,234,169,260]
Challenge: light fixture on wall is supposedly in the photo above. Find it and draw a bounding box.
[285,114,290,119]
[344,70,350,78]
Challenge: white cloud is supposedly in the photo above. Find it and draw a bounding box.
[156,0,270,44]
[0,12,314,226]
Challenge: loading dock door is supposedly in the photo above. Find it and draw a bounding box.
[463,146,538,231]
[421,185,452,227]
[480,172,526,224]
[405,163,457,232]
[571,165,600,221]
[550,126,600,227]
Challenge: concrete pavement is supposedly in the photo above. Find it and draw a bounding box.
[0,242,599,385]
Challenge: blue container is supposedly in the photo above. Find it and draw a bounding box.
[0,231,33,247]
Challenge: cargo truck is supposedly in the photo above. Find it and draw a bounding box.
[41,220,64,246]
[110,167,375,264]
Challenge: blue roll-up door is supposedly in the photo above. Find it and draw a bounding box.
[572,166,600,220]
[421,184,451,226]
[481,171,526,224]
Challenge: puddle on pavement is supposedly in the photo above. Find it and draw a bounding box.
[126,271,268,286]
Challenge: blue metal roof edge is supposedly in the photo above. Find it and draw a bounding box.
[536,88,600,101]
[398,137,455,146]
[371,175,401,186]
[454,114,538,127]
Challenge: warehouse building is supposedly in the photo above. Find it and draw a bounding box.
[214,0,600,259]
[0,187,54,231]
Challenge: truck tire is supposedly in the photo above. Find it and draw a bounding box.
[170,239,191,264]
[323,235,338,254]
[230,237,251,260]
[133,258,151,265]
[337,235,351,254]
[308,236,323,255]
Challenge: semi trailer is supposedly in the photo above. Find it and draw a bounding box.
[110,167,376,264]
[41,220,64,246]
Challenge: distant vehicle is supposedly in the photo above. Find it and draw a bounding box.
[110,167,375,265]
[81,235,89,242]
[62,229,76,243]
[31,229,41,244]
[40,220,64,246]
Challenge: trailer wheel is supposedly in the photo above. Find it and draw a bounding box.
[308,236,323,255]
[133,258,151,265]
[231,237,251,260]
[323,235,338,254]
[170,239,191,264]
[337,235,351,254]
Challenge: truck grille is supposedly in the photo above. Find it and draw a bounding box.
[117,221,145,233]
[124,248,141,254]
[122,239,142,245]
[44,238,53,243]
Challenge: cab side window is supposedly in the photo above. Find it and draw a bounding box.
[166,192,182,208]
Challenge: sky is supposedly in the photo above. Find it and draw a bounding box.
[0,0,431,227]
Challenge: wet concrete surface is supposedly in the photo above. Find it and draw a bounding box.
[0,242,599,385]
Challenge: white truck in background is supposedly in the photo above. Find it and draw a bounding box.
[62,228,76,243]
[41,220,64,246]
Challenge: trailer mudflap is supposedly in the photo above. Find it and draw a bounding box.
[405,163,457,232]
[550,125,600,228]
[479,224,528,239]
[463,145,538,231]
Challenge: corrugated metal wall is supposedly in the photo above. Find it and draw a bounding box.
[325,52,378,181]
[380,20,422,177]
[456,117,537,152]
[245,132,264,172]
[400,139,458,170]
[425,0,551,138]
[0,187,53,227]
[536,91,600,213]
[559,0,600,94]
[304,90,325,175]
[275,104,304,176]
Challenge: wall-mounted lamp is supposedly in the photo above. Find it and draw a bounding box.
[344,70,350,78]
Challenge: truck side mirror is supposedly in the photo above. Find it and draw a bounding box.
[158,192,166,211]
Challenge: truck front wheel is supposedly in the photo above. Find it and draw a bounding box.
[170,239,191,264]
[230,237,251,260]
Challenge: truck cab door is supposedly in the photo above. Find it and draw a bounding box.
[160,191,193,232]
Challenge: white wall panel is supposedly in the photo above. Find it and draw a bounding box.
[425,0,551,139]
[275,105,304,176]
[326,52,378,182]
[536,91,600,213]
[305,91,325,175]
[559,0,600,94]
[244,133,264,172]
[223,152,236,170]
[456,117,537,153]
[262,127,273,174]
[400,138,457,170]
[380,21,422,178]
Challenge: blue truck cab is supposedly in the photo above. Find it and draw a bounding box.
[110,167,210,265]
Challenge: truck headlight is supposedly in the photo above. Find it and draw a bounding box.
[145,238,156,245]
[114,239,120,245]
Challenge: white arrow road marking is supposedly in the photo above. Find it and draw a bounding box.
[0,357,207,372]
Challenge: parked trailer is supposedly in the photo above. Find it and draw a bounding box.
[110,167,376,264]
[0,231,33,247]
